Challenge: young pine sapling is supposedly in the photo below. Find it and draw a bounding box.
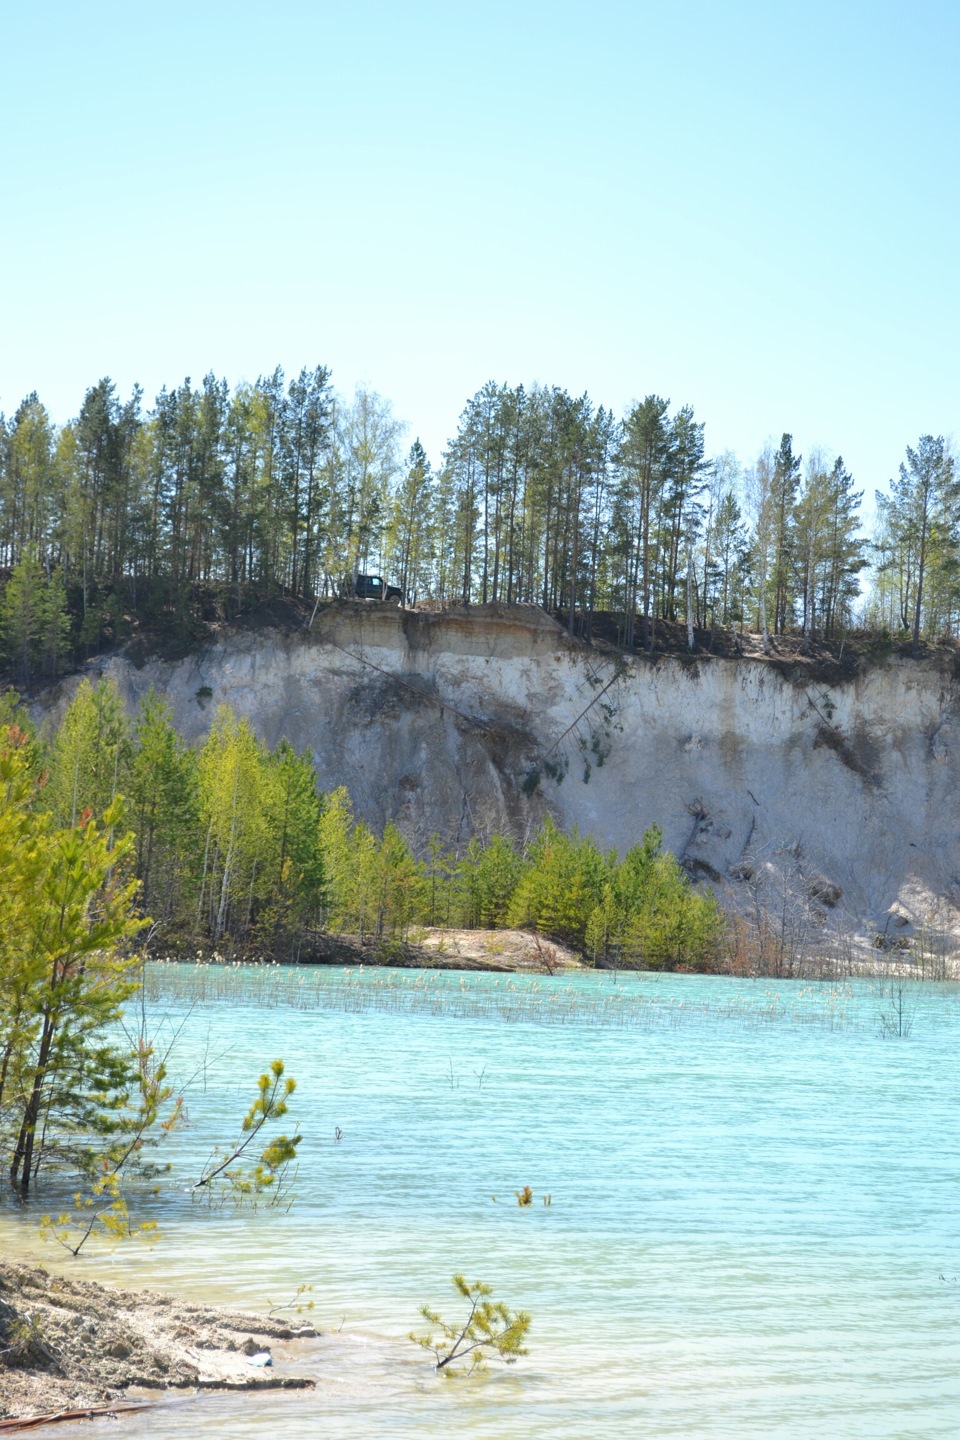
[411,1274,531,1376]
[194,1060,301,1205]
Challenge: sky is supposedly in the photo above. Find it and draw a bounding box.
[1,0,957,512]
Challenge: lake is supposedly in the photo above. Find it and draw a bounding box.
[4,963,960,1438]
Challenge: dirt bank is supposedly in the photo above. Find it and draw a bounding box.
[0,1263,316,1425]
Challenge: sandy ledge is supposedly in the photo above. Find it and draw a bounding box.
[0,1262,317,1425]
[306,927,585,972]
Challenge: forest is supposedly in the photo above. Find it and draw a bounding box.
[0,681,721,973]
[0,367,956,690]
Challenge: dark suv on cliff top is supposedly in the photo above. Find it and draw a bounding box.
[353,574,403,604]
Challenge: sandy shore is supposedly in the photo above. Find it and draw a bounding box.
[0,1262,316,1425]
[307,927,584,971]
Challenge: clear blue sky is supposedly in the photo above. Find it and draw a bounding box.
[1,0,957,508]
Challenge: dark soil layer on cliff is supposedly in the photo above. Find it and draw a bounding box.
[114,595,960,686]
[559,609,960,680]
[0,1263,316,1423]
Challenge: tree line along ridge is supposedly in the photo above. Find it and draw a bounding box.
[0,368,955,688]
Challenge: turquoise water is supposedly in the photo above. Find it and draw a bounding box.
[5,965,960,1438]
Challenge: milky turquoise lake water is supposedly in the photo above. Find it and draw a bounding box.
[5,964,960,1438]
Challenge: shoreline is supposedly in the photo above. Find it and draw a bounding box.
[148,925,960,982]
[0,1263,317,1425]
[152,928,587,975]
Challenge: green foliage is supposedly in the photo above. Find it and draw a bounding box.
[197,707,270,941]
[194,1060,301,1206]
[370,823,428,940]
[38,1028,185,1254]
[43,676,132,827]
[128,690,199,921]
[39,1169,160,1257]
[318,788,425,941]
[0,726,149,1195]
[317,785,362,931]
[0,559,72,690]
[385,438,435,603]
[411,1274,531,1375]
[872,434,960,651]
[259,739,325,953]
[0,718,312,1234]
[583,826,722,969]
[194,709,324,948]
[423,832,456,926]
[28,685,723,970]
[268,1283,315,1319]
[0,361,904,677]
[453,834,524,929]
[507,819,608,946]
[314,801,708,964]
[3,1312,51,1364]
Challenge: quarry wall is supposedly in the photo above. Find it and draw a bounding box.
[44,604,960,952]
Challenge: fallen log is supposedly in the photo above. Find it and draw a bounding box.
[0,1400,153,1431]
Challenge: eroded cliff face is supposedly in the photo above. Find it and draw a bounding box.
[43,604,960,952]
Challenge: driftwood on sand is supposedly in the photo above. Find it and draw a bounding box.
[0,1401,153,1431]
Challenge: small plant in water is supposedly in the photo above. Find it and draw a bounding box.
[875,978,915,1038]
[515,1185,534,1206]
[268,1282,315,1318]
[411,1274,531,1376]
[39,1170,159,1257]
[193,1059,301,1206]
[38,1037,179,1256]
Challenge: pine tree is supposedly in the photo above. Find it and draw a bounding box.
[196,707,273,942]
[386,439,434,603]
[44,677,132,828]
[615,396,671,650]
[1,394,56,568]
[0,729,146,1195]
[40,567,73,682]
[128,690,199,920]
[769,434,802,634]
[659,405,708,625]
[0,558,47,689]
[369,823,427,940]
[795,454,866,644]
[881,435,960,653]
[282,366,332,599]
[261,739,325,953]
[317,785,361,930]
[746,449,774,653]
[453,833,524,928]
[506,819,607,945]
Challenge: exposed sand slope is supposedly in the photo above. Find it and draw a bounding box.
[36,603,960,952]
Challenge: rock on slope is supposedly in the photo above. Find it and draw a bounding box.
[40,603,960,954]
